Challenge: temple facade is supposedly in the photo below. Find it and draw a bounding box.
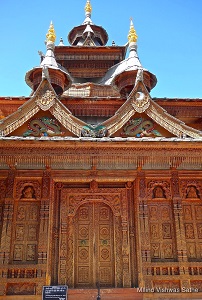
[0,1,202,299]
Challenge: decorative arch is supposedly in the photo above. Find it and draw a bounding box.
[67,194,121,217]
[147,180,171,200]
[180,180,202,200]
[15,180,41,200]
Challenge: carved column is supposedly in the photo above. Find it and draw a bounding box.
[38,168,51,268]
[0,180,6,239]
[126,181,137,287]
[170,169,190,288]
[0,168,15,265]
[121,190,131,287]
[0,168,15,296]
[47,182,61,286]
[137,171,152,288]
[58,188,68,285]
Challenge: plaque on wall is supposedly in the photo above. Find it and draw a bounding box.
[42,286,68,300]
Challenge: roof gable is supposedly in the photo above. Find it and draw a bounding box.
[0,79,85,137]
[103,71,202,139]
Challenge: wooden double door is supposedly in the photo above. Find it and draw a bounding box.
[73,202,115,288]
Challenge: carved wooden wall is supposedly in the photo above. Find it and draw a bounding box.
[0,172,50,296]
[141,174,202,293]
[12,181,41,264]
[147,180,177,261]
[0,168,202,297]
[180,180,202,261]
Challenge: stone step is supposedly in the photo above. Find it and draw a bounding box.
[68,288,143,300]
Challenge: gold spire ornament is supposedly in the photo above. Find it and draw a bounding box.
[128,18,138,43]
[85,0,92,14]
[46,21,56,43]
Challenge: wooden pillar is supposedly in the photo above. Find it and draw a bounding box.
[38,168,51,275]
[170,169,190,288]
[126,181,137,287]
[121,186,131,287]
[0,167,15,265]
[47,182,61,286]
[0,168,15,296]
[137,171,152,288]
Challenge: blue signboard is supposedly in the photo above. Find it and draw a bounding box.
[42,286,68,300]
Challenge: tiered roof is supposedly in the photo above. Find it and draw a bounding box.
[0,0,201,141]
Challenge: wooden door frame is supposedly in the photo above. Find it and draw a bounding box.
[54,186,133,288]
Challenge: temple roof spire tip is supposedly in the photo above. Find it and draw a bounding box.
[85,0,92,14]
[46,21,56,43]
[83,0,93,25]
[128,18,138,44]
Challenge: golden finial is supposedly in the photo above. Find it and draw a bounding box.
[128,18,138,43]
[85,0,92,14]
[46,21,56,43]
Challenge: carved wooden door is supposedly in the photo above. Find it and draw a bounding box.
[74,202,115,288]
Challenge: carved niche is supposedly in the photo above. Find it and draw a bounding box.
[180,180,202,200]
[147,180,171,200]
[15,180,41,200]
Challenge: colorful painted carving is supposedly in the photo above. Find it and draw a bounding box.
[23,116,64,137]
[81,124,108,138]
[121,117,162,137]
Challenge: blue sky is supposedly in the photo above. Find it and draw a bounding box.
[0,0,202,98]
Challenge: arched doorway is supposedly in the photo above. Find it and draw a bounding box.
[73,202,115,288]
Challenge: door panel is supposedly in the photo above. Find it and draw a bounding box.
[74,202,114,288]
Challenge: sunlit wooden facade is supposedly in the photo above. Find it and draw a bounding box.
[0,1,202,299]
